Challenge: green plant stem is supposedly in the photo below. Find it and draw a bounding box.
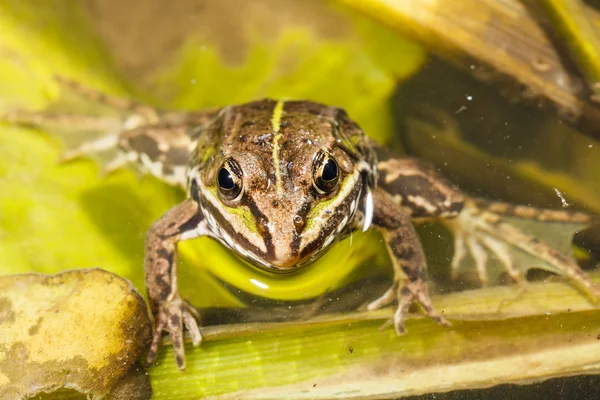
[144,272,600,399]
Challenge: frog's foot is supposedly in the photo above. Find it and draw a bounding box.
[367,279,450,335]
[444,199,600,298]
[449,218,523,286]
[146,293,202,371]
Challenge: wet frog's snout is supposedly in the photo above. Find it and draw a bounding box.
[262,209,307,269]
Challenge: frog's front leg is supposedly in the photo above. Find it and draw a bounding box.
[368,188,451,334]
[145,198,209,370]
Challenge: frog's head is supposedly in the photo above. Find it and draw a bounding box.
[188,100,375,271]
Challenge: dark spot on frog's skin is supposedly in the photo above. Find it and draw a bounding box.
[156,248,170,259]
[272,200,279,208]
[156,248,174,267]
[392,244,416,261]
[170,314,181,327]
[128,134,161,160]
[164,146,190,167]
[313,384,317,388]
[447,201,464,215]
[176,212,204,235]
[393,176,447,214]
[349,347,353,354]
[190,179,201,203]
[154,275,171,300]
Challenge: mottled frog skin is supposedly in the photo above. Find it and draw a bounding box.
[6,79,598,370]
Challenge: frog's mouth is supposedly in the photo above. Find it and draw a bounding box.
[234,235,342,275]
[234,181,370,273]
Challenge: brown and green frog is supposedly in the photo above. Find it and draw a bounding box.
[5,80,598,370]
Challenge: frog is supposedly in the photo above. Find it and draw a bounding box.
[4,78,599,371]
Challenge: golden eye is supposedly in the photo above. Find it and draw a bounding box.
[217,159,243,200]
[313,152,339,194]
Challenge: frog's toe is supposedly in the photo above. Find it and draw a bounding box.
[392,285,413,335]
[456,231,526,286]
[389,280,450,336]
[366,282,398,311]
[450,233,467,280]
[413,282,451,328]
[165,305,186,370]
[182,305,202,347]
[479,235,524,284]
[447,204,524,287]
[146,313,167,367]
[466,235,490,286]
[146,295,200,371]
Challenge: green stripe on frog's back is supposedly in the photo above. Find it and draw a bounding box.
[271,100,285,196]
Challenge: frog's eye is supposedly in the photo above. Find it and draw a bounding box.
[217,159,243,200]
[313,152,339,194]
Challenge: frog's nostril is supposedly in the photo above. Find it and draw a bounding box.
[257,216,269,236]
[293,214,305,231]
